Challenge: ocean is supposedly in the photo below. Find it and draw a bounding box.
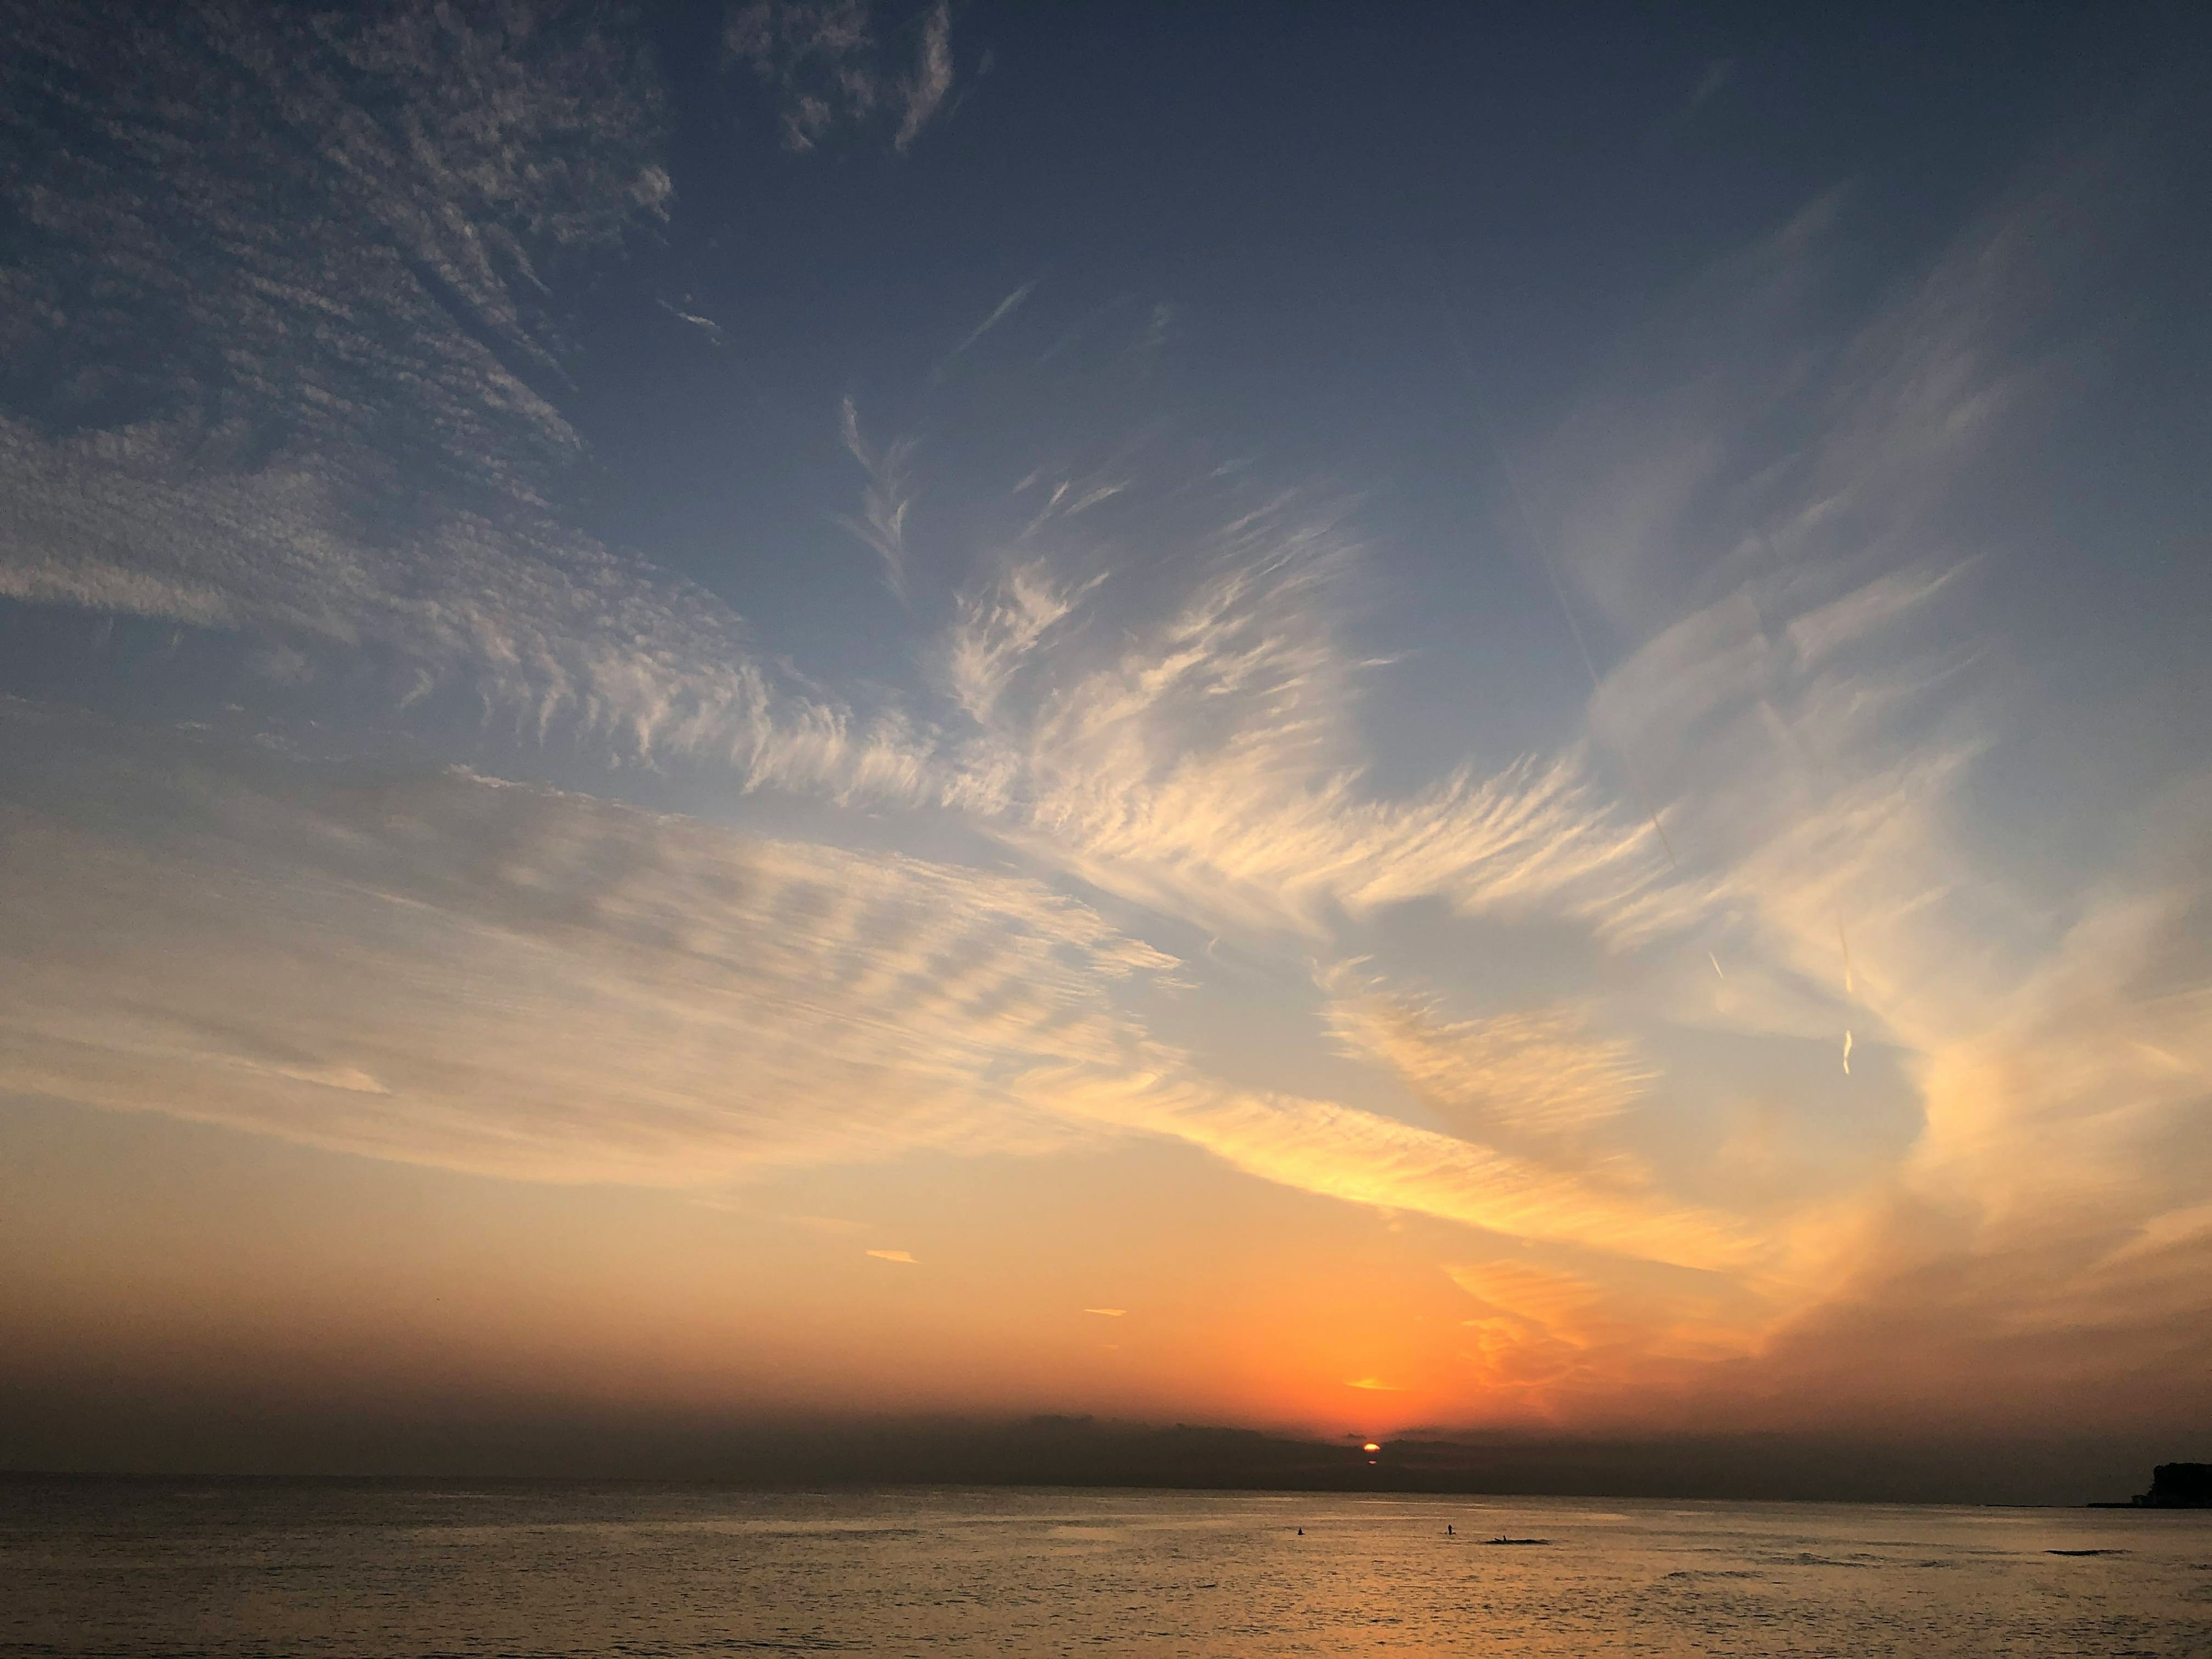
[2,1482,2206,1656]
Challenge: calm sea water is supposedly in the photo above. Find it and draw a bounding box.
[2,1482,2207,1657]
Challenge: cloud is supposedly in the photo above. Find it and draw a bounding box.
[866,1249,918,1263]
[1903,829,2212,1247]
[0,1,1724,927]
[838,398,919,599]
[0,3,979,809]
[945,560,1087,724]
[1457,484,2212,1425]
[1322,967,1654,1175]
[0,2,878,786]
[3,33,2205,1443]
[0,711,1757,1282]
[1025,1066,1754,1272]
[1446,1255,1761,1415]
[894,2,956,152]
[725,0,959,153]
[941,511,1692,944]
[1082,1308,1125,1317]
[657,300,730,347]
[1461,149,2212,1425]
[0,718,1175,1187]
[1,1,666,503]
[0,408,966,802]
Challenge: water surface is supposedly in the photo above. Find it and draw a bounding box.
[3,1482,2207,1656]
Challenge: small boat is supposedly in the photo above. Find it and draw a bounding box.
[1483,1535,1550,1546]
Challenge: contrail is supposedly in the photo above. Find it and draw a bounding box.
[1842,1029,1853,1076]
[1708,952,1725,979]
[933,279,1035,381]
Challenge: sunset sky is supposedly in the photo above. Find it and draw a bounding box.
[3,1,2208,1480]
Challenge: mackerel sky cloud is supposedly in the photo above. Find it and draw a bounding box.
[1,0,2206,1471]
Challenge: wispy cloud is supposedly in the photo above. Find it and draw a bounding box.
[1322,968,1655,1175]
[1468,147,2212,1426]
[1027,1066,1755,1272]
[0,711,1752,1281]
[657,299,730,347]
[894,2,956,152]
[838,398,919,599]
[945,560,1086,724]
[2,1,667,506]
[0,3,988,811]
[942,514,1690,943]
[1446,1255,1760,1416]
[0,2,860,787]
[725,0,960,153]
[0,718,1173,1185]
[2,12,2205,1442]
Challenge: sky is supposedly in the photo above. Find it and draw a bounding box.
[2,0,2209,1486]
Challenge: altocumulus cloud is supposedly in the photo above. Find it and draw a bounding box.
[0,711,1166,1186]
[0,706,1755,1282]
